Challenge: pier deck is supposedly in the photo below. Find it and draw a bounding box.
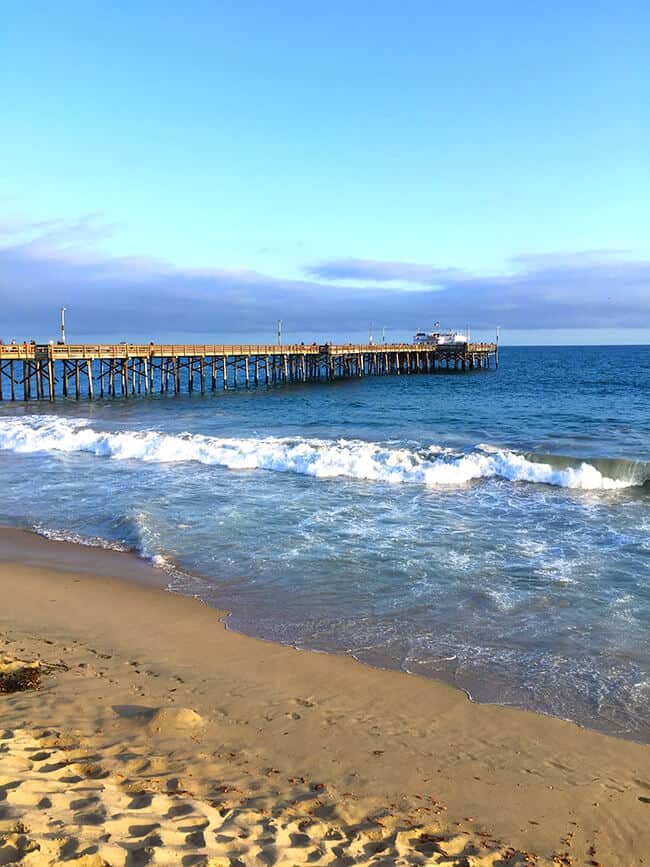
[0,342,497,400]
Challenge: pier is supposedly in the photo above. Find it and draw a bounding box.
[0,341,497,401]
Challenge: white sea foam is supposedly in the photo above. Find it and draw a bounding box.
[33,525,131,553]
[0,415,640,490]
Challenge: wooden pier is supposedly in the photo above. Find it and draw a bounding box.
[0,341,497,401]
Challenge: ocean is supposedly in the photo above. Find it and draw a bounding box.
[0,345,648,741]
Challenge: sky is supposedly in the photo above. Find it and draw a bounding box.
[1,1,649,345]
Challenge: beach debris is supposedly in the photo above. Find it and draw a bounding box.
[0,660,41,693]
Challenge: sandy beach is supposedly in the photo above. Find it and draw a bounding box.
[0,527,648,865]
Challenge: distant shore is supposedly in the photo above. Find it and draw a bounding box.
[1,525,648,863]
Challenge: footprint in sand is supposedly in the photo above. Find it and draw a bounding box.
[0,720,519,865]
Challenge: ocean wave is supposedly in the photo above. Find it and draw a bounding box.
[0,415,646,491]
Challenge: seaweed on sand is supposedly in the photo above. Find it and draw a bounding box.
[0,664,42,693]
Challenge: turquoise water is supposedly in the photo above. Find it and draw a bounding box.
[0,346,649,740]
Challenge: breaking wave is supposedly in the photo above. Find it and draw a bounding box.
[0,415,646,491]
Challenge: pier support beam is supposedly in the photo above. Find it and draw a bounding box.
[87,360,94,399]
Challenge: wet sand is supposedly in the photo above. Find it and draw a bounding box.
[0,526,648,865]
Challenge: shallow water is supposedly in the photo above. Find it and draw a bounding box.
[1,345,649,740]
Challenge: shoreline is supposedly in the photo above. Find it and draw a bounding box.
[4,521,650,746]
[5,522,648,747]
[0,525,171,586]
[1,526,649,863]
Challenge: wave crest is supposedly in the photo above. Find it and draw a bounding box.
[0,415,644,491]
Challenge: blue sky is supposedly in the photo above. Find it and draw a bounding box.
[1,1,649,344]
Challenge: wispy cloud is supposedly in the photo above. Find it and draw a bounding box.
[307,258,469,285]
[0,216,60,236]
[0,212,118,255]
[1,214,649,339]
[509,250,630,268]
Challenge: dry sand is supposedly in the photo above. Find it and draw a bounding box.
[0,527,648,866]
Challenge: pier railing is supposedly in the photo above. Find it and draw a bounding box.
[0,343,324,360]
